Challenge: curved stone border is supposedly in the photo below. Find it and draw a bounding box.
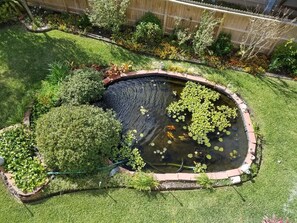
[103,70,258,186]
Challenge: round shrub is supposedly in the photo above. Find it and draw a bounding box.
[35,105,122,172]
[211,32,233,57]
[136,12,162,28]
[133,22,163,47]
[269,40,297,77]
[60,68,104,105]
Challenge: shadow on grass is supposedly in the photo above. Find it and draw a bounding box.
[257,75,297,100]
[0,26,102,127]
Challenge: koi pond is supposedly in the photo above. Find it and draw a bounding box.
[101,75,248,173]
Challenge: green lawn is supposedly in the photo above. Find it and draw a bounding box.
[1,25,297,223]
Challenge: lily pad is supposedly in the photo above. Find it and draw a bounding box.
[206,154,212,160]
[187,153,193,158]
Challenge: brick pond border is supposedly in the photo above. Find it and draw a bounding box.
[0,70,258,199]
[103,70,257,187]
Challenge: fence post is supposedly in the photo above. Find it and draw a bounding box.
[162,0,169,33]
[215,12,226,38]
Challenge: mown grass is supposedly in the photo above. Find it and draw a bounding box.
[1,25,297,223]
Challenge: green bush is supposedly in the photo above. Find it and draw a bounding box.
[35,105,122,172]
[193,11,221,57]
[211,32,233,57]
[136,12,162,28]
[0,126,47,192]
[269,40,297,77]
[0,0,22,24]
[196,173,213,190]
[60,68,104,105]
[133,22,163,47]
[113,130,145,171]
[47,61,71,84]
[88,0,130,33]
[128,171,159,192]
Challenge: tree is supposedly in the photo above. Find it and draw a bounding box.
[87,0,130,33]
[239,9,296,60]
[192,10,221,57]
[35,105,122,172]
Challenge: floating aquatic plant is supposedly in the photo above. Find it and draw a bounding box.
[140,106,149,115]
[167,81,237,146]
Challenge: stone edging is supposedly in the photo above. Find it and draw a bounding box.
[103,70,257,186]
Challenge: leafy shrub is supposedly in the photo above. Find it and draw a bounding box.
[136,11,162,28]
[128,171,159,191]
[133,22,163,47]
[153,42,179,59]
[269,40,297,77]
[113,130,145,171]
[35,105,122,172]
[60,68,104,105]
[193,11,221,57]
[0,126,47,192]
[0,0,22,24]
[211,32,233,57]
[88,0,130,33]
[47,61,71,84]
[196,173,213,190]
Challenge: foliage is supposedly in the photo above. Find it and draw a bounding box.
[193,161,207,173]
[193,10,221,57]
[113,130,145,171]
[35,105,122,172]
[167,81,237,146]
[31,61,71,125]
[60,68,104,105]
[104,62,133,78]
[269,40,297,77]
[0,0,22,24]
[0,126,47,192]
[47,61,71,84]
[136,11,162,28]
[163,62,188,73]
[133,22,163,47]
[196,173,213,190]
[211,32,233,57]
[176,28,193,48]
[88,0,130,33]
[153,42,179,59]
[243,54,269,75]
[128,171,159,192]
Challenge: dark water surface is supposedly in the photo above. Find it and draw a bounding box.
[100,76,248,173]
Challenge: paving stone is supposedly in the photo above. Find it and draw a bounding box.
[213,171,228,179]
[177,173,194,181]
[226,169,241,177]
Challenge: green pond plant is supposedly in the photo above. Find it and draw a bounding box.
[167,81,237,147]
[0,126,47,192]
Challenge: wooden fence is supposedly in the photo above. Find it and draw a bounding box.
[27,0,297,54]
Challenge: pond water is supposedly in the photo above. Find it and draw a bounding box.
[100,76,248,173]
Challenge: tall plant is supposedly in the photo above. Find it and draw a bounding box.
[239,9,296,61]
[87,0,130,33]
[193,10,221,57]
